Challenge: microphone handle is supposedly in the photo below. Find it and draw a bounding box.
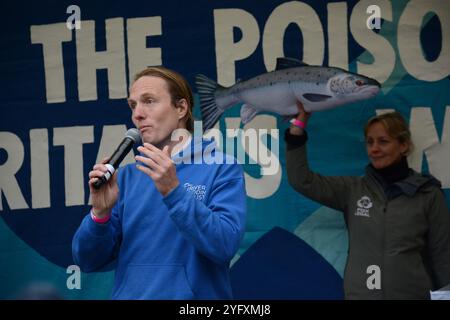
[93,137,135,190]
[109,137,135,168]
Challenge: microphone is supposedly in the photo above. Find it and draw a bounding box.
[93,128,141,189]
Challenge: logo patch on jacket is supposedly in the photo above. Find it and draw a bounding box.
[184,183,206,201]
[355,196,373,217]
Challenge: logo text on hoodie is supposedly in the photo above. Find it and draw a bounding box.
[184,183,206,201]
[355,196,373,217]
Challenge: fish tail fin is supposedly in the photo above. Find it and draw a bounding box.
[195,74,226,131]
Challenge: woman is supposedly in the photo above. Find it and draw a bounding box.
[285,102,450,299]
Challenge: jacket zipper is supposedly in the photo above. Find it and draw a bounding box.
[382,200,387,299]
[367,173,388,299]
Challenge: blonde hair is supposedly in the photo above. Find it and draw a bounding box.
[133,66,194,132]
[364,112,413,155]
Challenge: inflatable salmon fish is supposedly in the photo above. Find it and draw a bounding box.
[196,57,381,131]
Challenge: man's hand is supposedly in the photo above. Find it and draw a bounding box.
[135,143,180,197]
[88,157,119,218]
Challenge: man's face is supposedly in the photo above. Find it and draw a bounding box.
[128,76,181,148]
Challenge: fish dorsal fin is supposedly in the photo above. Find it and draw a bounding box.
[275,57,308,70]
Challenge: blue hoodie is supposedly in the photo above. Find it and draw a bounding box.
[72,138,246,299]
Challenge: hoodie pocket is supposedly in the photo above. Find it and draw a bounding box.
[113,264,195,300]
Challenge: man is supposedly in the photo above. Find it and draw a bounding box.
[72,66,247,299]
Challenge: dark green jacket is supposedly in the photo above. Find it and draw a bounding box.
[286,139,450,299]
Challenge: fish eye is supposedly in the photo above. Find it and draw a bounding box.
[356,80,364,86]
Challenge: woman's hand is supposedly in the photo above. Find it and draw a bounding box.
[290,101,311,136]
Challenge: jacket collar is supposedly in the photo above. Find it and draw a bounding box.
[366,164,441,199]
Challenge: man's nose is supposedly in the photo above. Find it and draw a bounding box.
[133,103,146,120]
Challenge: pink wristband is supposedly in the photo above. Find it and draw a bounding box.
[290,118,306,129]
[90,209,111,224]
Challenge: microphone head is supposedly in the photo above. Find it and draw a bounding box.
[126,128,141,144]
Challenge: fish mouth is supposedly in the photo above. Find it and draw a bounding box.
[356,84,380,97]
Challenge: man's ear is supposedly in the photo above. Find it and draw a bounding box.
[176,98,188,119]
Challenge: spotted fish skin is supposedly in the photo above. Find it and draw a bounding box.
[196,58,381,131]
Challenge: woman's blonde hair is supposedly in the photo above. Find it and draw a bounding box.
[364,111,413,156]
[134,66,194,132]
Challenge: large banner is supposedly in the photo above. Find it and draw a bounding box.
[0,0,449,299]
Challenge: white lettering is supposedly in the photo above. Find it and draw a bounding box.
[0,132,29,211]
[409,107,450,188]
[30,23,72,103]
[366,5,381,30]
[53,126,94,206]
[66,5,81,30]
[214,9,260,86]
[350,0,395,83]
[263,1,324,71]
[76,18,127,101]
[327,2,349,69]
[398,0,450,81]
[127,17,162,84]
[226,116,281,199]
[30,129,50,209]
[366,265,381,289]
[66,265,81,289]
